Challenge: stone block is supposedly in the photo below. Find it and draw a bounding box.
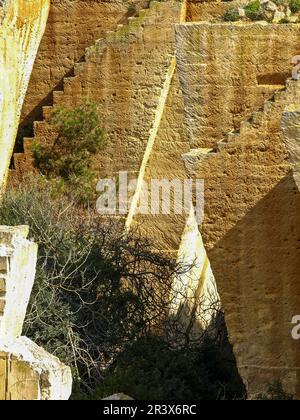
[0,278,5,296]
[0,299,5,314]
[0,336,72,400]
[0,0,50,193]
[0,226,38,338]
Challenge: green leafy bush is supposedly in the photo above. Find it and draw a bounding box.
[289,0,300,13]
[244,0,264,21]
[223,8,240,22]
[33,101,105,203]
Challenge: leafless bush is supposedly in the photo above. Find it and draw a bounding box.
[0,177,222,393]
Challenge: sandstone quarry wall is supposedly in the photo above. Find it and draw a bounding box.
[11,1,185,185]
[0,0,50,194]
[58,0,184,179]
[6,1,300,398]
[176,22,300,149]
[187,0,248,22]
[177,22,300,397]
[20,0,149,134]
[282,104,300,191]
[131,70,189,254]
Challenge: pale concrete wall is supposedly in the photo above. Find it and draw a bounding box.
[0,0,50,194]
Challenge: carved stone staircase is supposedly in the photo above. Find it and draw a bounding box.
[9,1,159,183]
[213,78,300,154]
[181,77,300,169]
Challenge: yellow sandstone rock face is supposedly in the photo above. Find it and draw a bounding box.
[4,0,300,399]
[187,0,248,21]
[19,0,150,133]
[176,23,300,398]
[176,22,300,148]
[0,0,50,194]
[282,104,300,191]
[9,1,185,183]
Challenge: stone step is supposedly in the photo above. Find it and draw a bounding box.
[33,120,47,136]
[86,4,151,56]
[240,121,252,135]
[227,132,239,143]
[23,137,35,154]
[216,139,228,151]
[42,106,53,120]
[74,62,85,76]
[16,0,154,181]
[52,90,64,105]
[251,111,264,127]
[13,153,27,171]
[63,76,75,88]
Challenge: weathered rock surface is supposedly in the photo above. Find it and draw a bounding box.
[187,0,249,22]
[0,226,37,337]
[20,0,150,132]
[282,104,300,190]
[176,22,300,397]
[0,226,72,400]
[4,0,300,400]
[0,0,50,193]
[0,336,72,400]
[11,1,185,185]
[176,22,300,148]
